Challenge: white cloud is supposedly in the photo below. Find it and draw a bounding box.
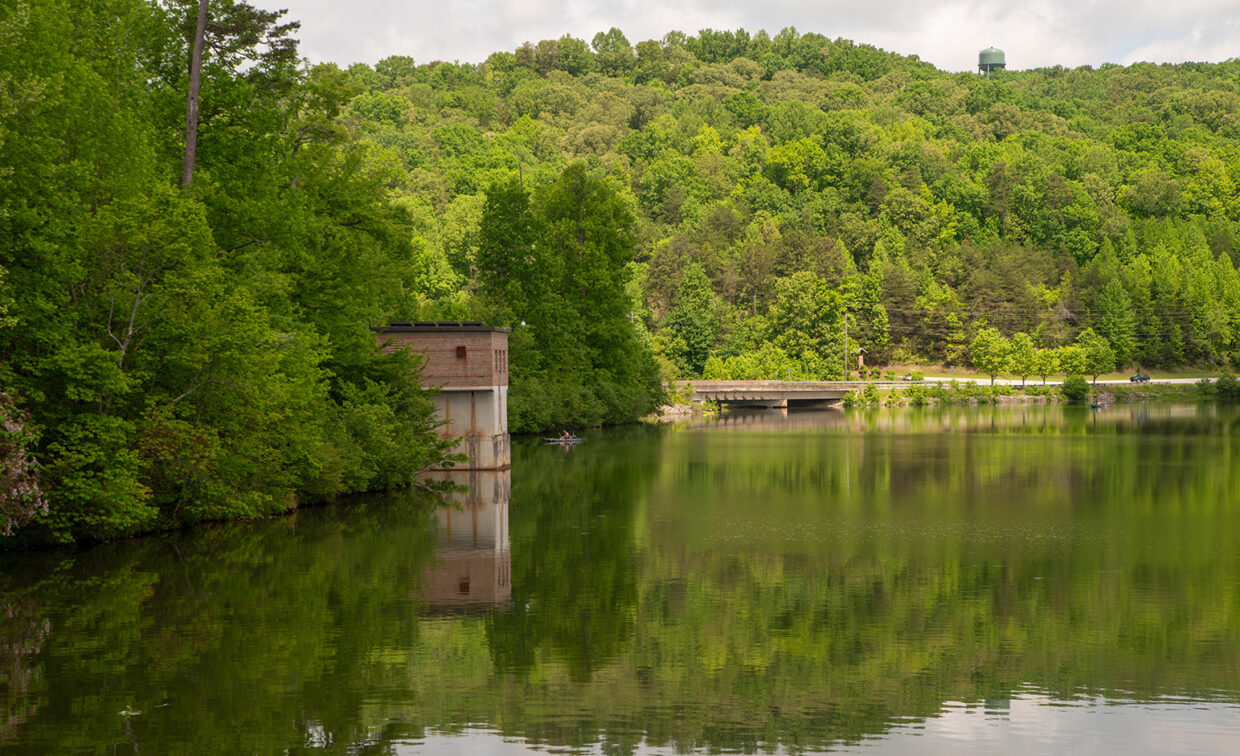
[1122,17,1240,65]
[269,0,1240,71]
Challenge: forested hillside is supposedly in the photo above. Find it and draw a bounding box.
[0,0,459,542]
[346,28,1240,386]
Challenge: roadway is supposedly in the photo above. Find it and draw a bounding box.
[919,376,1211,386]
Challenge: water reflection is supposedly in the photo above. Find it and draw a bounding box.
[419,469,511,613]
[674,401,1240,437]
[0,598,47,745]
[0,404,1236,753]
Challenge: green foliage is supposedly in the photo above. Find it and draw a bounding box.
[1094,278,1136,366]
[1009,333,1036,387]
[591,28,636,78]
[1056,345,1088,377]
[1214,374,1240,401]
[1061,375,1091,401]
[766,272,844,373]
[664,263,717,377]
[883,379,1029,406]
[325,24,1240,401]
[1023,384,1055,397]
[0,0,450,543]
[477,179,539,314]
[1076,327,1117,383]
[860,383,881,406]
[946,380,992,404]
[482,163,663,432]
[970,327,1011,386]
[1032,348,1060,384]
[705,342,829,381]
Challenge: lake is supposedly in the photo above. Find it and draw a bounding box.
[1,402,1238,754]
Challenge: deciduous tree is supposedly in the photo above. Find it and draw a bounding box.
[970,327,1011,386]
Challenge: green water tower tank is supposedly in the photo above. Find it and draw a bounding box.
[979,47,1006,75]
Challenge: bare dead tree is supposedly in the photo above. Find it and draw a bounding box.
[181,0,209,188]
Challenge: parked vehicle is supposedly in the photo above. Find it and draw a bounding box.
[1130,373,1150,383]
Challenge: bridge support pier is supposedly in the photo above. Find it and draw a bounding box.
[722,398,788,409]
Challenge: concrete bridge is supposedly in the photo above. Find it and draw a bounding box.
[675,380,907,408]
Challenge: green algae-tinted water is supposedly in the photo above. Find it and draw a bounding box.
[2,402,1238,754]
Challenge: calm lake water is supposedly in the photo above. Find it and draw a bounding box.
[2,402,1239,754]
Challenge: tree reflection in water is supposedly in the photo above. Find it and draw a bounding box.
[0,408,1237,753]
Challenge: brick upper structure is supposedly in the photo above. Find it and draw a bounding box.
[372,322,510,389]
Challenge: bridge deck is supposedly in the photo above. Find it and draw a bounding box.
[674,380,907,407]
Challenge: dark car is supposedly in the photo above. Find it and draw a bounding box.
[1130,373,1150,383]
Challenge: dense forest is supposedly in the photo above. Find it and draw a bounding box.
[5,0,1240,541]
[343,26,1240,386]
[0,0,470,543]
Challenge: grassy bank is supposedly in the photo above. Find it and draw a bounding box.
[852,380,1210,408]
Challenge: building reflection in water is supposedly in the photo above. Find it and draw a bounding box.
[417,468,511,613]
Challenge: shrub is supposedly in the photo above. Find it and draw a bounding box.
[956,381,987,402]
[1061,375,1090,401]
[909,371,924,381]
[664,381,695,405]
[1216,373,1240,401]
[861,383,881,406]
[904,384,928,406]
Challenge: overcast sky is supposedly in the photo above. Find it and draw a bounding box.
[269,0,1240,73]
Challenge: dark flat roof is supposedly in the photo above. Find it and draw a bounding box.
[372,321,511,333]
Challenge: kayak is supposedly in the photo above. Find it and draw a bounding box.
[544,437,583,445]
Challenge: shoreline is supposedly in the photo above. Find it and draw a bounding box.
[655,380,1213,419]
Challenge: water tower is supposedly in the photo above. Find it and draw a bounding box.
[979,47,1006,77]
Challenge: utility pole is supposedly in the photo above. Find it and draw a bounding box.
[842,312,849,381]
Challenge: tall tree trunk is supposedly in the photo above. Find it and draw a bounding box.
[182,0,209,188]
